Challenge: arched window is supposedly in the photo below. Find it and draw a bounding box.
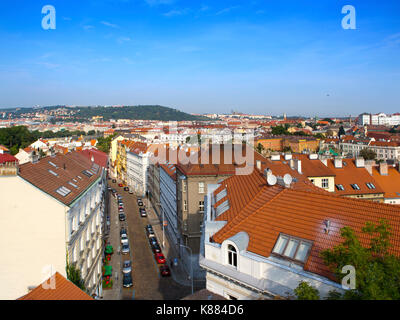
[227,244,237,268]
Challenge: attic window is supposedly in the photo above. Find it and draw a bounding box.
[335,184,345,191]
[272,234,312,263]
[68,181,79,189]
[350,184,360,190]
[366,183,376,189]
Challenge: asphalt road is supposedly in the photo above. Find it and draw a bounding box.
[109,181,193,300]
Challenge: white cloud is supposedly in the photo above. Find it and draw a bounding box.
[101,21,119,28]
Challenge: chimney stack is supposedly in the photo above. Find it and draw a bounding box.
[355,157,365,168]
[364,160,374,175]
[294,159,302,174]
[256,160,261,171]
[379,161,388,176]
[334,157,343,168]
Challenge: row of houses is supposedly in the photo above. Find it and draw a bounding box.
[321,135,400,161]
[0,147,108,300]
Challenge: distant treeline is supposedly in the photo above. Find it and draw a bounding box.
[0,126,92,155]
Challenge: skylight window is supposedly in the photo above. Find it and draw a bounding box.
[48,169,58,177]
[82,170,93,178]
[272,234,312,263]
[56,186,72,197]
[350,184,360,190]
[48,161,57,168]
[68,181,79,189]
[215,188,228,203]
[335,184,345,191]
[216,199,230,217]
[366,183,376,189]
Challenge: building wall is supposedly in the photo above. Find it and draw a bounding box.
[256,138,283,152]
[308,176,335,193]
[0,176,67,300]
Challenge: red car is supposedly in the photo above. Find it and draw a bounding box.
[118,183,123,187]
[154,253,166,264]
[159,265,171,277]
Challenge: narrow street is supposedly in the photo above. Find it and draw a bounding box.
[106,180,195,300]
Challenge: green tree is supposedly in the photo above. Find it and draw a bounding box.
[271,125,289,136]
[256,143,265,153]
[294,281,320,300]
[66,261,86,291]
[359,148,376,160]
[321,220,400,300]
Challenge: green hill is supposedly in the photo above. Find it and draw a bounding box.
[75,105,208,121]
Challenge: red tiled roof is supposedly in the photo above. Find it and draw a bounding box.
[18,152,102,206]
[211,170,400,282]
[0,153,18,164]
[18,272,93,300]
[326,159,384,195]
[78,148,109,168]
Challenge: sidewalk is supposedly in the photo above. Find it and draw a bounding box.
[144,197,193,288]
[102,191,122,300]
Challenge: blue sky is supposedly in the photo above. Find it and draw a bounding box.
[0,0,399,116]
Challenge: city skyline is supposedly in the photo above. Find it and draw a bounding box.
[0,0,399,116]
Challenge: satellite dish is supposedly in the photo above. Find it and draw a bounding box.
[283,174,293,186]
[267,174,277,186]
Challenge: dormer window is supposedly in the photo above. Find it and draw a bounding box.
[227,244,237,268]
[272,234,312,264]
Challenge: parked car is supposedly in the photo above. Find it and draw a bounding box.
[123,272,133,288]
[129,190,134,194]
[112,179,116,183]
[118,208,124,213]
[112,189,117,195]
[121,244,130,254]
[117,195,123,200]
[107,187,112,191]
[145,224,153,232]
[148,230,155,238]
[120,228,127,236]
[119,213,126,221]
[122,260,132,274]
[152,243,162,254]
[149,237,158,246]
[154,253,166,264]
[124,187,129,191]
[106,216,110,226]
[121,234,129,245]
[138,201,143,207]
[118,183,124,187]
[140,208,147,217]
[159,265,171,277]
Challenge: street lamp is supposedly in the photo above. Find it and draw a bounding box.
[180,244,193,295]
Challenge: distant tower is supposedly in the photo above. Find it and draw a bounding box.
[349,115,352,126]
[283,113,287,121]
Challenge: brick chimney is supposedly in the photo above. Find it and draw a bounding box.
[379,161,388,176]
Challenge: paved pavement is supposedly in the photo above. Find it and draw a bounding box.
[104,181,203,300]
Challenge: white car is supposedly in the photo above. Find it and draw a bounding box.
[121,234,129,245]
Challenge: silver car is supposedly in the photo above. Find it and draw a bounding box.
[121,244,130,254]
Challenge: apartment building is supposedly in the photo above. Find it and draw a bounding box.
[0,152,106,299]
[358,112,400,126]
[126,141,151,196]
[200,162,400,300]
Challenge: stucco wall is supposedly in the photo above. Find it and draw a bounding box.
[0,176,67,300]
